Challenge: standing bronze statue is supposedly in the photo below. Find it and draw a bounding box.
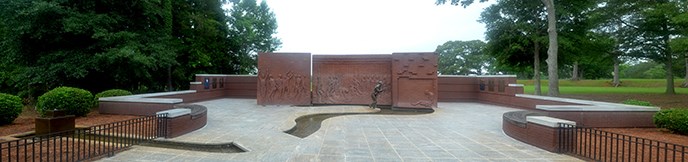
[370,80,384,109]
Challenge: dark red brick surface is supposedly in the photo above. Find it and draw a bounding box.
[257,53,311,105]
[312,55,392,105]
[391,53,438,109]
[164,110,207,138]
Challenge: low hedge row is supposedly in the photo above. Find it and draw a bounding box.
[654,108,688,135]
[37,87,94,117]
[2,88,134,125]
[622,99,654,106]
[95,89,133,98]
[0,93,23,125]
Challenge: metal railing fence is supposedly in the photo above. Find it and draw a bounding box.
[0,113,167,162]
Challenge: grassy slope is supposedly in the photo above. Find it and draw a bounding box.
[518,79,687,94]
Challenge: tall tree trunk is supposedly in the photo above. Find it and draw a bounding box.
[534,41,541,95]
[666,58,675,94]
[613,56,621,87]
[572,61,579,81]
[167,66,173,91]
[683,52,688,88]
[542,0,559,96]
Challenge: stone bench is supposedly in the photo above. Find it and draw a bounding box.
[98,90,196,116]
[516,94,659,128]
[156,105,208,138]
[502,110,545,127]
[526,116,576,128]
[502,111,577,153]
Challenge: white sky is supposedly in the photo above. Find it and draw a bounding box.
[265,0,495,54]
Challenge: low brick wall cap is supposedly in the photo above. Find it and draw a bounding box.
[195,74,255,77]
[526,116,576,128]
[156,108,191,118]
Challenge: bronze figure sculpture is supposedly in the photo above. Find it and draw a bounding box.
[370,80,384,109]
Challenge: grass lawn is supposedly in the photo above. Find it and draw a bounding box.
[518,79,687,94]
[522,86,688,94]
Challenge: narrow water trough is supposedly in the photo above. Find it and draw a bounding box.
[285,106,433,138]
[140,140,247,153]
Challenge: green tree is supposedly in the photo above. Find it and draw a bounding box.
[170,0,235,82]
[669,5,688,87]
[477,0,600,94]
[227,0,281,74]
[0,0,256,97]
[437,0,561,96]
[598,0,687,94]
[478,0,547,95]
[435,40,493,75]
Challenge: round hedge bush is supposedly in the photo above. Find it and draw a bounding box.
[0,93,23,125]
[653,108,688,135]
[37,87,94,117]
[95,89,133,99]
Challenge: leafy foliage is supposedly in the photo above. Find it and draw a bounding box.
[36,87,94,117]
[0,93,23,125]
[227,0,282,74]
[621,99,654,106]
[0,0,280,100]
[596,0,688,94]
[95,89,133,99]
[435,40,493,75]
[654,109,688,135]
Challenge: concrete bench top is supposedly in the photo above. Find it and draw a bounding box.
[438,75,517,78]
[99,90,196,104]
[516,94,659,112]
[156,108,191,118]
[526,116,576,128]
[195,74,255,77]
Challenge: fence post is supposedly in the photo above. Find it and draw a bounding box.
[157,113,169,138]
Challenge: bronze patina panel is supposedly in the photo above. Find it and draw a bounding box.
[312,55,392,105]
[392,52,438,109]
[257,53,311,105]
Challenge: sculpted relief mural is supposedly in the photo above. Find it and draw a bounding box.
[392,53,439,109]
[313,74,391,105]
[257,52,438,109]
[257,53,311,105]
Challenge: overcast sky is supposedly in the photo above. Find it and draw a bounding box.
[264,0,495,54]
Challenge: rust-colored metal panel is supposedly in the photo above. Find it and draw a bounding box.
[257,53,311,105]
[312,55,392,105]
[392,52,438,109]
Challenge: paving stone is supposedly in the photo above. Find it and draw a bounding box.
[318,155,345,162]
[99,99,581,162]
[401,157,433,162]
[345,156,374,162]
[288,154,317,162]
[344,147,372,157]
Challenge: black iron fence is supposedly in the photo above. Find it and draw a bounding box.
[559,123,688,162]
[0,113,167,162]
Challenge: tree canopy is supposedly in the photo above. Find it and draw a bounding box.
[435,40,493,75]
[437,0,687,95]
[0,0,280,99]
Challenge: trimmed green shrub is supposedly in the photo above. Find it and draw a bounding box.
[653,109,688,135]
[622,99,653,106]
[37,87,94,117]
[94,89,133,107]
[95,89,133,98]
[0,93,23,125]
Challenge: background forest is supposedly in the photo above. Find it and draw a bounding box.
[436,0,688,95]
[0,0,280,102]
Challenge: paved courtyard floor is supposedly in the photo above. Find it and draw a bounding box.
[100,98,581,162]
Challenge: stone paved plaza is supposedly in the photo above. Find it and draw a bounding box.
[100,98,581,161]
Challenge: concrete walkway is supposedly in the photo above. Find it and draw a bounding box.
[100,98,581,162]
